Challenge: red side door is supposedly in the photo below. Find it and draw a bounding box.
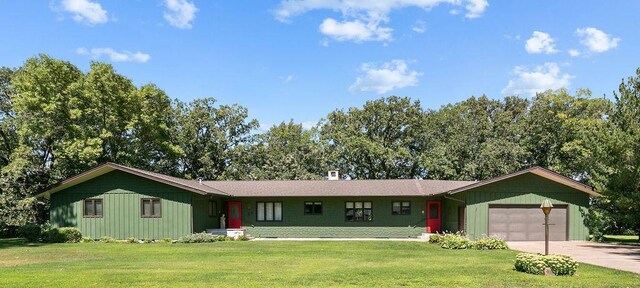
[426,201,441,233]
[227,201,242,229]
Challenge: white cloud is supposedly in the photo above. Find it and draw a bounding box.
[576,27,620,53]
[464,0,489,19]
[411,20,426,33]
[568,49,580,57]
[349,60,421,94]
[280,75,295,83]
[300,121,317,130]
[77,47,151,63]
[501,63,572,97]
[274,0,488,42]
[319,17,392,42]
[164,0,198,29]
[525,31,558,54]
[60,0,108,25]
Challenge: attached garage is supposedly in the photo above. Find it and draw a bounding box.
[446,167,600,241]
[488,205,567,241]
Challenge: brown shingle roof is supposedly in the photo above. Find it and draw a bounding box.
[203,179,475,197]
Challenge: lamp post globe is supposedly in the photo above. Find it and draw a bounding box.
[541,199,553,255]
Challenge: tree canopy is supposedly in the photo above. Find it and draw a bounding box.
[0,54,638,238]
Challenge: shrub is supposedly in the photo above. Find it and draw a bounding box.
[236,235,248,241]
[100,236,118,243]
[215,235,226,242]
[48,227,82,243]
[161,238,173,243]
[178,232,218,243]
[17,224,42,242]
[440,233,474,249]
[428,234,443,244]
[514,253,578,276]
[474,237,509,250]
[143,238,152,244]
[127,237,138,243]
[81,237,94,243]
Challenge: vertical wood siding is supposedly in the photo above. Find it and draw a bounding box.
[462,173,591,240]
[49,171,193,240]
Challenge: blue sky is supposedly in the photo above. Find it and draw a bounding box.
[1,1,638,129]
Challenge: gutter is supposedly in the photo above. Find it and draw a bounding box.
[443,194,465,205]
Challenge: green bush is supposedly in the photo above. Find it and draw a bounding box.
[474,237,509,250]
[215,235,227,242]
[440,233,474,249]
[161,238,173,243]
[100,236,118,243]
[81,237,94,243]
[143,238,153,244]
[17,224,42,242]
[127,237,138,243]
[236,235,248,241]
[178,232,218,243]
[514,253,578,276]
[428,234,443,244]
[48,227,82,243]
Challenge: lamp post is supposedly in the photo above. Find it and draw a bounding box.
[540,199,553,255]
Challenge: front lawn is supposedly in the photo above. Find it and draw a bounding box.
[603,235,640,246]
[0,238,637,287]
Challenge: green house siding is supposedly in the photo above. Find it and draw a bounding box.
[50,170,194,240]
[461,173,591,240]
[234,197,431,238]
[192,195,223,233]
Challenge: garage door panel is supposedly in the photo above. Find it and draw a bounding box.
[488,206,567,241]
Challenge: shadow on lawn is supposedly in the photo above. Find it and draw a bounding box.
[0,238,47,249]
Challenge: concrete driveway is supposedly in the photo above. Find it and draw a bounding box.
[507,241,640,274]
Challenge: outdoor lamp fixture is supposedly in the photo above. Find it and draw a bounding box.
[540,199,553,255]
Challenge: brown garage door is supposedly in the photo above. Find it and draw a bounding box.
[488,205,567,241]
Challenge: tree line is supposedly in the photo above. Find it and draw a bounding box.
[0,54,638,238]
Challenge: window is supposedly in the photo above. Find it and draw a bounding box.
[392,201,411,215]
[83,198,103,218]
[345,201,372,222]
[208,200,217,217]
[257,202,282,222]
[141,198,161,218]
[304,202,323,215]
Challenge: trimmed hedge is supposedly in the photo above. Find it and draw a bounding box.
[178,232,219,243]
[48,227,82,243]
[514,253,578,276]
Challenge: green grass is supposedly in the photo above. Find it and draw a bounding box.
[0,238,638,287]
[603,235,639,245]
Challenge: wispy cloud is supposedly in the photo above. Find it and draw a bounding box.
[576,27,620,53]
[274,0,489,43]
[411,20,426,33]
[164,0,198,29]
[58,0,108,25]
[77,47,151,63]
[568,49,580,57]
[502,63,572,97]
[525,31,558,54]
[349,60,421,94]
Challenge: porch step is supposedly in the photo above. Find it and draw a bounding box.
[418,233,435,241]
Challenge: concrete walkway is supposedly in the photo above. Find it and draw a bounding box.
[507,241,640,274]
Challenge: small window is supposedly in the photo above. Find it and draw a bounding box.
[392,201,411,215]
[83,198,103,218]
[257,202,282,222]
[345,201,372,222]
[208,200,217,217]
[304,202,323,215]
[141,198,161,218]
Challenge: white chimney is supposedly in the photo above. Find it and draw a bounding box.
[328,170,339,180]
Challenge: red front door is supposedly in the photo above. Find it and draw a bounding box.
[227,201,242,229]
[426,201,441,233]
